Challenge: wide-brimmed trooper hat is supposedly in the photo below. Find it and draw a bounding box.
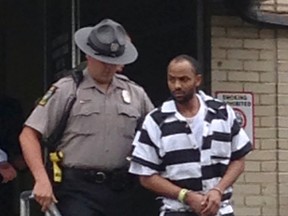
[74,19,138,65]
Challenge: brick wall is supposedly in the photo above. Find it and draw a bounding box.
[260,0,288,13]
[211,15,288,216]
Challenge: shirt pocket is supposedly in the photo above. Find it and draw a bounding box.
[209,142,231,177]
[117,104,140,140]
[210,141,231,165]
[69,100,101,135]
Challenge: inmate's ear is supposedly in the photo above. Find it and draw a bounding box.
[195,74,202,87]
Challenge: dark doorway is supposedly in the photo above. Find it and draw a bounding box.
[80,0,199,106]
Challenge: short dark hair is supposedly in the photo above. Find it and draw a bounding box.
[169,54,202,75]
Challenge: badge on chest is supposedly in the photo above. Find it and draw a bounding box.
[121,90,131,104]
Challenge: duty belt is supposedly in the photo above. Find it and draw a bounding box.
[62,167,136,191]
[82,169,108,183]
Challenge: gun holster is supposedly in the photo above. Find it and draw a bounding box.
[47,151,64,183]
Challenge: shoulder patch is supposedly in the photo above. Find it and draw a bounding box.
[38,85,58,106]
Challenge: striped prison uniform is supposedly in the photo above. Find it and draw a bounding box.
[129,91,252,215]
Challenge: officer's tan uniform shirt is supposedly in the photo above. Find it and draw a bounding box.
[25,69,154,170]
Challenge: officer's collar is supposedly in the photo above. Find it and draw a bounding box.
[80,68,127,90]
[112,75,127,90]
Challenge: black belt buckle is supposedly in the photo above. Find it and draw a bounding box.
[94,171,106,183]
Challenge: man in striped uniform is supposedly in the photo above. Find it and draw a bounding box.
[129,55,252,216]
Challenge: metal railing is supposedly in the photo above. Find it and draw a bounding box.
[20,190,62,216]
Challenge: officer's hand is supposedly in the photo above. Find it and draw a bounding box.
[185,191,206,214]
[200,189,221,216]
[33,177,57,212]
[0,162,17,183]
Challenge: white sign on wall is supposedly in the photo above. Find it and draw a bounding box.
[215,91,254,144]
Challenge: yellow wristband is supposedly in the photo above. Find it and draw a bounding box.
[177,188,189,203]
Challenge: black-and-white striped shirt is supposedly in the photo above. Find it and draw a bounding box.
[129,91,252,215]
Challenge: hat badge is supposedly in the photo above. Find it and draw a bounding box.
[110,43,119,52]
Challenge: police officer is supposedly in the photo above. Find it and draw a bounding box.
[19,19,154,216]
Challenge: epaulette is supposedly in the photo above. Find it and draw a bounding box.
[115,73,139,86]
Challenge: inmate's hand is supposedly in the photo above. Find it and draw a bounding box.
[185,191,206,214]
[200,190,221,216]
[33,177,57,212]
[0,162,17,183]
